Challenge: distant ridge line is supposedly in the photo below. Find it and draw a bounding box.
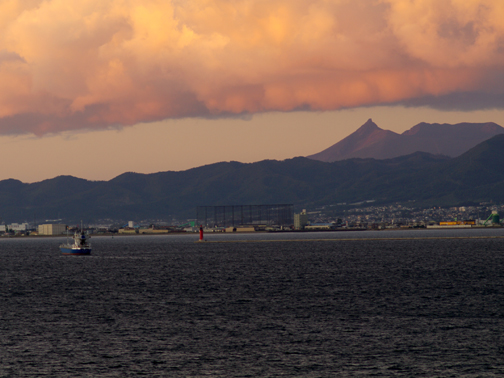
[307,120,504,162]
[2,133,504,222]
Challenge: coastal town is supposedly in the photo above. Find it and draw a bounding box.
[307,202,503,229]
[1,203,502,236]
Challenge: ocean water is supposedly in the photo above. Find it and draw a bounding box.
[1,230,504,377]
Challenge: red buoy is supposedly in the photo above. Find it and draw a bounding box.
[199,225,204,241]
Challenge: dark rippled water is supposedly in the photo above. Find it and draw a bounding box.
[2,230,504,377]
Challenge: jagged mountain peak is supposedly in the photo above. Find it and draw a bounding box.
[355,118,380,134]
[306,119,400,162]
[308,120,504,162]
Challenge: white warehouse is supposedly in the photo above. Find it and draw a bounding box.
[38,224,67,235]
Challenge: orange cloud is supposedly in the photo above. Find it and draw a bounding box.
[0,0,502,135]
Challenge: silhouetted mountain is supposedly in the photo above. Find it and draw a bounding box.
[307,120,504,161]
[2,135,504,223]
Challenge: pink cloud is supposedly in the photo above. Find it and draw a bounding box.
[0,0,502,135]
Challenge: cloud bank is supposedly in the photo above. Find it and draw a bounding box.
[0,0,503,135]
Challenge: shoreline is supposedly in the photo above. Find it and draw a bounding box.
[1,225,502,239]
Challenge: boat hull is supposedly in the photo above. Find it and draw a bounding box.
[60,247,91,255]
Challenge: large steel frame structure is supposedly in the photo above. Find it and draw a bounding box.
[197,204,293,228]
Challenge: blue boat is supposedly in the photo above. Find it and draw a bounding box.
[60,227,91,255]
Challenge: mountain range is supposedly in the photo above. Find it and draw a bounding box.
[307,119,504,161]
[2,133,504,223]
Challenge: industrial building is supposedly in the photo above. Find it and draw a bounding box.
[9,223,29,231]
[304,223,335,230]
[197,204,293,228]
[38,224,66,235]
[224,226,256,232]
[439,220,475,226]
[294,209,308,230]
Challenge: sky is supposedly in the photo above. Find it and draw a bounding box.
[0,0,503,183]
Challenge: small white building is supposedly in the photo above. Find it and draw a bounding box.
[9,223,29,231]
[38,224,67,235]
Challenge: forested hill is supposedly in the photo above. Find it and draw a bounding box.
[2,135,504,223]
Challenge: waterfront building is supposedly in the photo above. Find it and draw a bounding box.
[118,227,137,234]
[294,209,308,230]
[38,224,66,235]
[304,223,335,230]
[9,223,29,231]
[224,226,256,232]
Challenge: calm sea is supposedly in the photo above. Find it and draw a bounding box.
[2,229,504,377]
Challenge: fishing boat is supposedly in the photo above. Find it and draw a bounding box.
[60,225,91,255]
